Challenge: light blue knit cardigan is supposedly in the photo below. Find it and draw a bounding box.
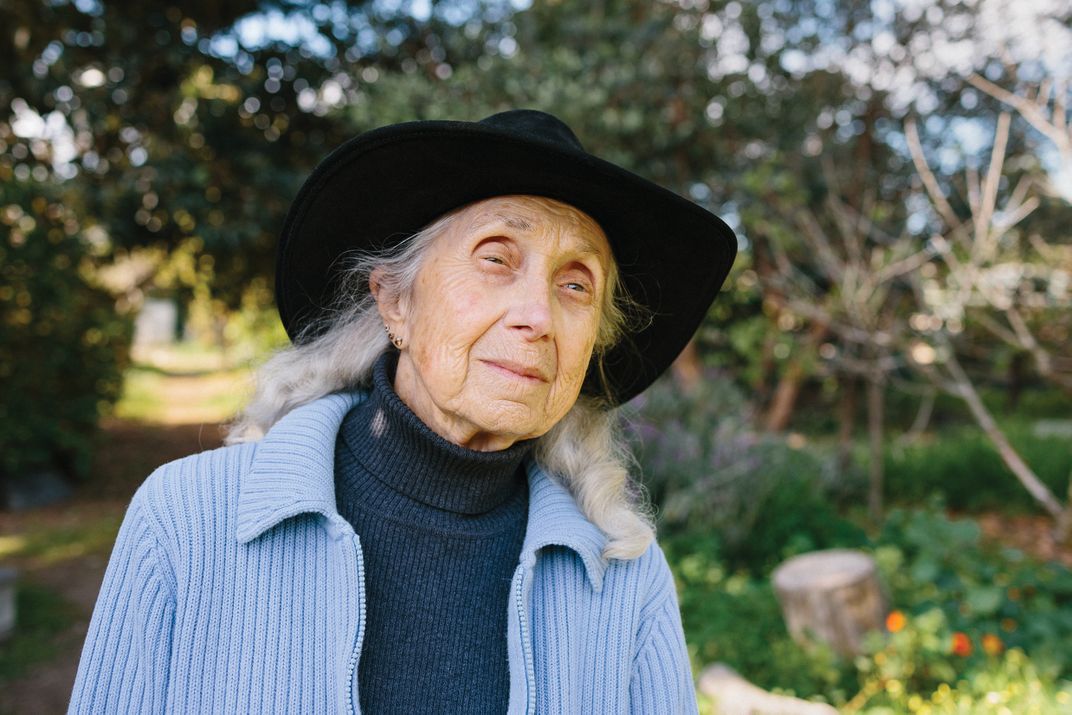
[69,391,698,713]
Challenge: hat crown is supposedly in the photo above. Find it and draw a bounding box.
[277,108,738,405]
[478,109,586,153]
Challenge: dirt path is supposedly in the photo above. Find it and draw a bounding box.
[0,422,223,715]
[0,536,115,715]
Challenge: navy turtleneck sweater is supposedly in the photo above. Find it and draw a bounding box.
[333,352,532,713]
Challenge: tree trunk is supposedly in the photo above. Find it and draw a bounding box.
[764,321,829,432]
[867,373,885,525]
[837,376,858,478]
[671,338,703,393]
[0,567,16,642]
[764,358,806,432]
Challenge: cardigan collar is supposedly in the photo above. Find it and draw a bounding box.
[235,390,610,591]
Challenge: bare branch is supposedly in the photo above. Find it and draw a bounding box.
[872,246,936,286]
[1029,234,1064,262]
[977,113,1012,249]
[782,297,899,349]
[895,386,936,447]
[1056,77,1068,139]
[972,310,1021,346]
[795,208,846,282]
[966,164,982,232]
[939,339,1065,518]
[969,73,1072,163]
[996,195,1040,232]
[1004,306,1062,382]
[905,118,961,227]
[766,232,824,298]
[1007,174,1034,211]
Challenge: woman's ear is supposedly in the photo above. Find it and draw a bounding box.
[369,267,407,329]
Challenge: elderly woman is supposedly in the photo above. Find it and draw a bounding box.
[69,110,737,713]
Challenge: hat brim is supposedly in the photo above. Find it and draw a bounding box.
[276,119,738,405]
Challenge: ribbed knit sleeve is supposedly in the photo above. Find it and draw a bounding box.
[68,481,176,714]
[628,545,699,715]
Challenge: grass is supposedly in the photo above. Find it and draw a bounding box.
[885,421,1072,513]
[0,512,122,566]
[0,342,240,694]
[0,583,77,684]
[0,507,123,689]
[113,342,254,425]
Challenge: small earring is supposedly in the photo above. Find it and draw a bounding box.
[384,324,403,349]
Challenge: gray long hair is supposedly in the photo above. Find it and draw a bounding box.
[227,197,655,560]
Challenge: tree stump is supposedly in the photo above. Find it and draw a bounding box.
[0,567,16,642]
[771,549,885,657]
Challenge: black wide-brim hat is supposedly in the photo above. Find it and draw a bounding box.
[276,109,738,405]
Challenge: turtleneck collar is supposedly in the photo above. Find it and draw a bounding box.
[337,351,534,515]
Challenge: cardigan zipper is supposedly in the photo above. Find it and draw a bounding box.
[514,565,536,714]
[347,533,367,715]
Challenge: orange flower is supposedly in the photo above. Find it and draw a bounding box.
[951,632,973,657]
[982,633,1004,656]
[886,610,907,633]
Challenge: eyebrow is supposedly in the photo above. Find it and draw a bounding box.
[473,212,605,257]
[498,213,534,232]
[470,212,535,233]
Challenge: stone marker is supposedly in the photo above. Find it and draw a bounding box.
[133,296,179,347]
[772,549,885,657]
[698,663,837,715]
[0,567,16,642]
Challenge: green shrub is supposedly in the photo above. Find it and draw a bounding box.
[876,506,1072,675]
[667,506,1072,711]
[661,530,854,702]
[855,610,1072,713]
[850,506,1072,711]
[0,182,132,489]
[884,424,1072,512]
[629,373,867,573]
[0,581,76,683]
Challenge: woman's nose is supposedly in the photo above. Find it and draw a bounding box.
[503,281,553,341]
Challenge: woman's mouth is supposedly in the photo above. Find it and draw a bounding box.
[480,359,549,383]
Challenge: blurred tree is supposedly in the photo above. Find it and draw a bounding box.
[0,177,132,494]
[0,0,517,306]
[3,0,1070,495]
[0,0,502,487]
[906,97,1072,540]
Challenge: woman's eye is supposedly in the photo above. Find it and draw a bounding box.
[563,281,591,294]
[483,255,507,265]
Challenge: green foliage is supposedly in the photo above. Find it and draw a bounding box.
[0,182,132,485]
[631,374,867,574]
[881,384,1072,433]
[850,506,1072,711]
[877,506,1072,675]
[667,505,1072,710]
[885,424,1072,512]
[855,611,1072,713]
[662,530,854,702]
[0,582,77,684]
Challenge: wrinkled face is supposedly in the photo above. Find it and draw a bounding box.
[374,195,612,451]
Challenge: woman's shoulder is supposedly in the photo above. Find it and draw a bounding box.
[141,440,259,496]
[608,537,678,610]
[132,441,261,540]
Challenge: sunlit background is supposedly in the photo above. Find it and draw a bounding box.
[2,0,1071,712]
